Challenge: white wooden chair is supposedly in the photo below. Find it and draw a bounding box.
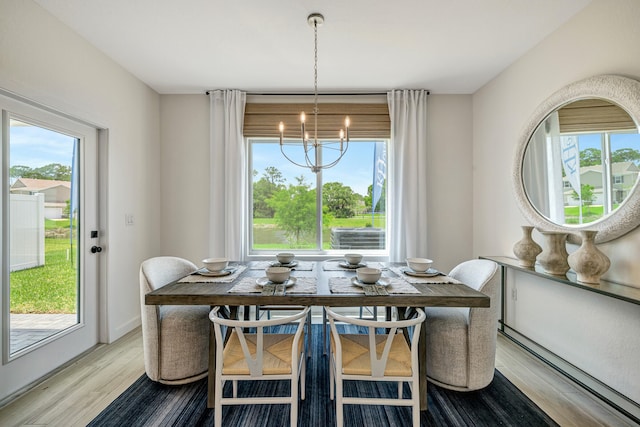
[325,306,426,427]
[209,305,310,427]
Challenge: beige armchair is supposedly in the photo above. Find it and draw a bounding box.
[425,259,500,391]
[139,256,210,384]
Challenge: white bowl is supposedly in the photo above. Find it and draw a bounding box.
[265,266,291,283]
[276,252,295,264]
[406,257,433,272]
[344,253,363,265]
[356,267,382,284]
[202,257,228,272]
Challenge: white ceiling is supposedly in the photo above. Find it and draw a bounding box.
[34,0,592,95]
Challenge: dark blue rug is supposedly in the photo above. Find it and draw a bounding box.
[89,325,558,426]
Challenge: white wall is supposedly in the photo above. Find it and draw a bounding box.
[473,0,640,406]
[0,0,160,401]
[426,95,474,272]
[158,94,474,273]
[159,94,210,263]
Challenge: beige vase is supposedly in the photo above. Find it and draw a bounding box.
[537,231,570,275]
[568,230,611,284]
[513,225,542,268]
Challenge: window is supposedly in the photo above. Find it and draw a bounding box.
[559,131,640,223]
[248,138,388,254]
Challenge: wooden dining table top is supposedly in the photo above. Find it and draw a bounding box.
[145,261,490,308]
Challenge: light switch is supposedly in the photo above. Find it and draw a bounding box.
[125,214,134,226]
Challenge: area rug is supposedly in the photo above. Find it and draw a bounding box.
[89,326,558,427]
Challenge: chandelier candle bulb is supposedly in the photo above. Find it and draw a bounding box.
[279,122,284,145]
[345,116,350,140]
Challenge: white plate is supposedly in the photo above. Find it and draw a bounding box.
[350,277,390,287]
[196,267,237,277]
[256,277,297,287]
[269,260,298,268]
[339,261,367,269]
[402,267,441,277]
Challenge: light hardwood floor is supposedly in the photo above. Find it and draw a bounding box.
[0,328,636,426]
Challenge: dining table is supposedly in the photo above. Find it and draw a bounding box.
[145,260,490,411]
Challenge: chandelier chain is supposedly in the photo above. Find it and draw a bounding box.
[313,19,319,116]
[278,13,349,173]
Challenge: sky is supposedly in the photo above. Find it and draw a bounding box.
[578,132,640,153]
[9,120,75,168]
[252,140,384,196]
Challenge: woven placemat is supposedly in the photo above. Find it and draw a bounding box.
[329,276,420,294]
[322,260,387,271]
[250,261,315,271]
[178,265,247,283]
[228,276,317,294]
[389,266,461,284]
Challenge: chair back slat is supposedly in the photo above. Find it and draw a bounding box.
[210,306,309,377]
[232,325,264,376]
[368,326,399,377]
[326,307,426,377]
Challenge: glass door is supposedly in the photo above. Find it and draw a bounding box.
[1,94,100,392]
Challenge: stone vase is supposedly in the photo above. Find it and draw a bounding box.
[568,230,611,284]
[513,225,542,268]
[537,231,570,275]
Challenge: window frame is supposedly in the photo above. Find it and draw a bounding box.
[246,137,390,259]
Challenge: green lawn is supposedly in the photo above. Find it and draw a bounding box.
[10,237,77,314]
[253,214,386,250]
[563,204,619,224]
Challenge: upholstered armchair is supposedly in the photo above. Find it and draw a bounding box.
[425,259,500,391]
[139,256,210,384]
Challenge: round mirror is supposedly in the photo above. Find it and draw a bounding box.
[513,75,640,244]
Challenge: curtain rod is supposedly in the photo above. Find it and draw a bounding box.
[205,90,430,96]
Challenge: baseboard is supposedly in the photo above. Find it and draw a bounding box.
[501,325,640,424]
[110,315,141,343]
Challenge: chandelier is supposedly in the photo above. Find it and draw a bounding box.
[279,13,350,173]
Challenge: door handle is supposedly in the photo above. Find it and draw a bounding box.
[91,246,103,253]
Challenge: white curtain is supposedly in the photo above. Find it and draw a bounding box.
[209,90,246,260]
[387,90,429,262]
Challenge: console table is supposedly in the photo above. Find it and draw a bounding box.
[481,255,640,423]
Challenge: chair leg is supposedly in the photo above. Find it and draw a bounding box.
[306,311,312,359]
[412,378,420,427]
[322,308,328,355]
[214,376,223,427]
[301,354,306,400]
[335,373,344,427]
[329,354,335,400]
[291,372,304,427]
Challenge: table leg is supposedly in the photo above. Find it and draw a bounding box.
[207,318,216,408]
[419,315,427,411]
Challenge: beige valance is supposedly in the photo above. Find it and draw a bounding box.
[558,99,637,133]
[243,103,390,139]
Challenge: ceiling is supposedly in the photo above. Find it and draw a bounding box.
[34,0,592,95]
